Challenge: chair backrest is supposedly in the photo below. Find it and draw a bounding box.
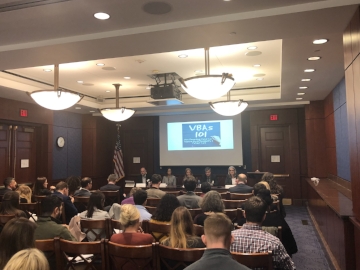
[222,199,246,209]
[158,244,206,270]
[231,251,273,269]
[0,214,16,227]
[187,208,202,219]
[105,240,155,270]
[148,221,171,242]
[81,219,110,241]
[54,237,107,270]
[33,195,46,202]
[146,198,161,207]
[73,196,90,212]
[100,190,120,206]
[229,193,253,200]
[145,206,157,215]
[109,219,124,236]
[224,209,237,223]
[219,192,229,199]
[35,239,60,270]
[193,224,204,236]
[19,202,40,216]
[236,208,244,221]
[165,191,180,197]
[194,192,202,196]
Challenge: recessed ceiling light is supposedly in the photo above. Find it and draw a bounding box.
[308,56,321,61]
[253,64,261,67]
[302,79,311,81]
[313,39,328,45]
[178,54,188,58]
[247,46,257,50]
[96,63,105,66]
[75,107,81,109]
[304,69,315,72]
[90,111,95,113]
[77,80,83,84]
[299,86,308,89]
[124,77,131,79]
[296,98,303,100]
[94,12,110,20]
[105,90,110,93]
[256,78,264,81]
[43,69,52,72]
[297,93,306,95]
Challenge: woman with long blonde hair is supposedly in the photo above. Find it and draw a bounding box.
[16,185,33,203]
[162,206,205,248]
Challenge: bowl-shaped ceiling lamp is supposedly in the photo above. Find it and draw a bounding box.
[179,48,235,100]
[29,64,83,110]
[209,91,248,116]
[100,84,135,122]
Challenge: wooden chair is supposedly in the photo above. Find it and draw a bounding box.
[35,239,60,270]
[100,190,120,206]
[188,208,202,219]
[54,237,107,270]
[224,209,237,223]
[193,224,204,236]
[109,219,124,237]
[105,240,156,270]
[236,208,245,223]
[195,192,202,196]
[33,195,46,203]
[231,251,273,269]
[165,191,180,196]
[158,244,206,270]
[146,198,161,207]
[0,214,15,227]
[229,193,253,200]
[19,202,40,217]
[222,199,246,209]
[145,206,157,215]
[147,221,171,242]
[220,192,229,200]
[73,196,90,213]
[81,219,110,241]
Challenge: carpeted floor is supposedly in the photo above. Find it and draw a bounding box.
[284,206,334,270]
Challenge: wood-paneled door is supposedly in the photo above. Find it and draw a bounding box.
[0,124,37,184]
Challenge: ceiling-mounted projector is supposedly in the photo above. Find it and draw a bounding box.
[147,72,183,106]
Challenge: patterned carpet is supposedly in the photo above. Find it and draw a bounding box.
[284,206,334,270]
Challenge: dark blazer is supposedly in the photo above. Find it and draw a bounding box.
[52,191,78,224]
[228,183,253,193]
[201,174,218,186]
[100,183,120,191]
[0,188,11,196]
[225,175,237,185]
[136,174,148,184]
[73,188,91,197]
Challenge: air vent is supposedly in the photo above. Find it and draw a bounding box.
[0,0,71,13]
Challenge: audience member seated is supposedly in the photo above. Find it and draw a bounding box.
[229,174,253,194]
[0,191,27,218]
[183,168,193,181]
[177,176,202,209]
[194,191,224,226]
[3,248,50,270]
[200,182,211,197]
[35,195,76,241]
[110,204,153,245]
[162,206,205,248]
[133,189,152,221]
[74,177,92,197]
[150,194,180,241]
[262,172,285,217]
[52,181,78,224]
[100,174,121,191]
[17,185,35,203]
[254,184,298,256]
[162,168,176,186]
[230,196,295,270]
[121,187,142,205]
[225,166,237,185]
[65,176,81,196]
[201,167,218,186]
[79,191,110,241]
[146,174,166,199]
[184,213,250,270]
[32,177,54,196]
[0,177,17,196]
[0,217,37,269]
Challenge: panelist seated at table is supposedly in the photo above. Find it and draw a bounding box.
[162,168,176,187]
[201,167,218,186]
[136,167,149,184]
[228,174,253,194]
[225,166,237,185]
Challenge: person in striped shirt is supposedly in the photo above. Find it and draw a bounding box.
[230,196,296,270]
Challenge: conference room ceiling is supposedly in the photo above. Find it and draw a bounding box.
[0,0,359,115]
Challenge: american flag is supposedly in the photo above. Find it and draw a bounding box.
[113,128,125,179]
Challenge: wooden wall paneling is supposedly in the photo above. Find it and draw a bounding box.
[82,116,96,178]
[324,92,334,118]
[0,125,11,180]
[344,22,353,70]
[305,117,315,177]
[351,9,360,63]
[350,218,360,270]
[297,108,308,177]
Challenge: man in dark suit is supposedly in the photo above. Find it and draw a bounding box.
[136,167,148,184]
[73,177,92,197]
[201,167,218,186]
[52,181,78,224]
[100,174,121,191]
[0,177,17,196]
[229,174,253,194]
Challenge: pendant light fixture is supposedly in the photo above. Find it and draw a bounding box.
[179,48,235,100]
[100,84,135,122]
[29,64,83,110]
[209,91,248,116]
